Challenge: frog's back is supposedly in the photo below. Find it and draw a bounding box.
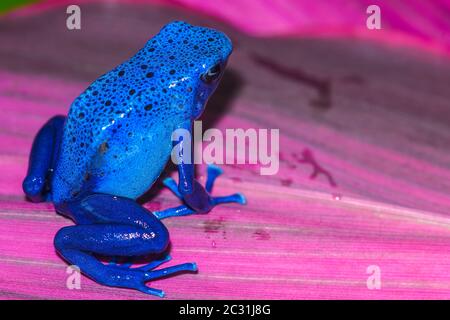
[51,21,232,204]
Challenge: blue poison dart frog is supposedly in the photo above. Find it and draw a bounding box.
[22,21,246,297]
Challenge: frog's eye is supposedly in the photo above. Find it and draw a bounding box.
[201,64,221,84]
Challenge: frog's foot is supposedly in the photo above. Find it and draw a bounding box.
[105,259,197,297]
[156,165,246,219]
[105,257,196,297]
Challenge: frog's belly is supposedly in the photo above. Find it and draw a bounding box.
[92,132,173,200]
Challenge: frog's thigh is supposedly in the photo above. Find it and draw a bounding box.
[54,194,169,258]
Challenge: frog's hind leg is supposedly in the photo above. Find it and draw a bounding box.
[22,115,66,202]
[54,194,197,297]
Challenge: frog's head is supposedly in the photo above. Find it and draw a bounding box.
[144,21,233,120]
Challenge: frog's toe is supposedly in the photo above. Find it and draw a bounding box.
[234,192,247,205]
[23,175,47,202]
[205,164,224,193]
[207,164,224,176]
[137,285,166,298]
[205,165,246,207]
[142,262,198,280]
[212,192,247,206]
[141,262,198,292]
[136,254,172,271]
[103,260,195,297]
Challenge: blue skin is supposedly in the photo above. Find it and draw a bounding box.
[22,21,246,297]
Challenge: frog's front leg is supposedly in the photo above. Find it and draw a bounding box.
[155,121,245,219]
[54,193,197,297]
[23,115,65,202]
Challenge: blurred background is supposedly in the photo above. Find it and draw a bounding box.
[0,0,449,300]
